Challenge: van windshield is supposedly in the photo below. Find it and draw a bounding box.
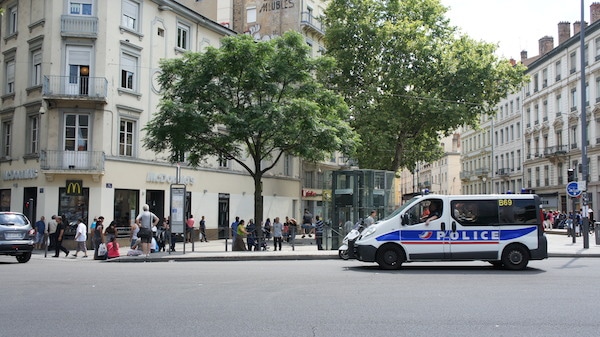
[381,196,421,221]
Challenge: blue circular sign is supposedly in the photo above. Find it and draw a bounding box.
[566,181,582,197]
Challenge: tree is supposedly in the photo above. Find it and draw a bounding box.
[323,0,528,172]
[144,31,359,229]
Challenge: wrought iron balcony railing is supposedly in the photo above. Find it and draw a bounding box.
[40,150,105,171]
[43,75,107,100]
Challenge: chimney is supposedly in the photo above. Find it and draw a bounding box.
[509,58,516,66]
[574,20,588,35]
[521,50,528,63]
[539,36,554,56]
[558,21,571,45]
[591,2,600,23]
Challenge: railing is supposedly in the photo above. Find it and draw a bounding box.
[43,75,107,99]
[61,15,98,37]
[459,171,471,180]
[474,168,489,176]
[40,150,105,171]
[300,12,325,35]
[497,168,511,175]
[543,145,568,156]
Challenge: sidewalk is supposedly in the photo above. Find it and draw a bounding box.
[31,231,600,262]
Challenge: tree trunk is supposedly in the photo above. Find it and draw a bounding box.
[253,172,264,249]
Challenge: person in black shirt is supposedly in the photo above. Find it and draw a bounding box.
[53,216,69,257]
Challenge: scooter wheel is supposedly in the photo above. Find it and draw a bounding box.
[339,250,349,260]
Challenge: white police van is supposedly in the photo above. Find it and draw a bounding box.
[352,194,548,270]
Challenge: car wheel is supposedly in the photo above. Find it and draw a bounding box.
[16,252,32,263]
[501,244,529,270]
[376,245,405,270]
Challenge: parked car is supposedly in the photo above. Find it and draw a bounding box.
[0,212,35,263]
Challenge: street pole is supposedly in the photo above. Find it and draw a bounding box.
[580,0,589,249]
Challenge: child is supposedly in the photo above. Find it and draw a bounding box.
[106,236,120,259]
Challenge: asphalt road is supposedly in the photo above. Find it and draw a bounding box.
[1,257,599,337]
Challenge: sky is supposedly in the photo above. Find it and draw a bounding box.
[441,0,593,60]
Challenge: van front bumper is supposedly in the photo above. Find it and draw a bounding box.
[356,244,377,262]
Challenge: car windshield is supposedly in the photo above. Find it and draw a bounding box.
[0,213,29,226]
[381,196,422,221]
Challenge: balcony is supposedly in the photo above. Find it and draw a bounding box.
[497,168,511,175]
[61,15,98,38]
[300,12,325,36]
[41,150,105,173]
[474,168,489,177]
[459,171,471,180]
[543,145,568,156]
[43,76,107,102]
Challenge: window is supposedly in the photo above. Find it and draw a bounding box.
[119,119,135,156]
[120,53,137,90]
[218,155,229,168]
[2,120,12,158]
[596,37,600,60]
[7,5,18,35]
[246,6,257,23]
[177,22,190,50]
[69,1,93,16]
[571,88,578,110]
[284,154,293,176]
[555,60,562,81]
[304,170,314,188]
[31,50,42,87]
[5,60,15,94]
[122,0,140,31]
[533,73,539,92]
[570,52,577,74]
[64,114,89,151]
[542,68,548,88]
[556,94,562,115]
[27,114,40,155]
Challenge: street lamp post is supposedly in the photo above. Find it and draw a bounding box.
[482,177,487,194]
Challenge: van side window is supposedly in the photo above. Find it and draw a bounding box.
[499,199,537,224]
[452,200,498,226]
[405,199,443,226]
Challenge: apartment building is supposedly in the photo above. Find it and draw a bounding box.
[460,2,600,214]
[0,0,302,238]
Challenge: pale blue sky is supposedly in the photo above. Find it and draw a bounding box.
[442,0,591,59]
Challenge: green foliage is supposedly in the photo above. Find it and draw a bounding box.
[143,31,359,223]
[324,0,527,171]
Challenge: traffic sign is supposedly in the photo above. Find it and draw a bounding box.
[566,181,582,197]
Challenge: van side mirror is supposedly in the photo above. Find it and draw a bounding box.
[401,214,409,226]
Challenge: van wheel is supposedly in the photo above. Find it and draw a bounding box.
[501,244,529,270]
[16,252,32,263]
[377,245,405,270]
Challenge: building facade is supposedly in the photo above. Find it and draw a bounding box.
[0,0,302,238]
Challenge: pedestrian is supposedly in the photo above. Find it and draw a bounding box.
[53,216,69,257]
[232,219,247,251]
[130,220,139,248]
[364,210,377,227]
[93,216,105,260]
[73,218,88,258]
[301,209,314,238]
[272,217,283,251]
[263,218,271,240]
[34,216,46,250]
[199,215,208,242]
[135,204,159,257]
[246,219,257,251]
[47,215,58,250]
[186,214,195,243]
[231,216,240,241]
[314,215,325,250]
[106,236,120,259]
[105,220,117,242]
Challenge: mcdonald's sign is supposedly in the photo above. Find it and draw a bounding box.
[66,180,83,196]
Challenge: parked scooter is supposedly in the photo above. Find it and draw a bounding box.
[338,222,365,260]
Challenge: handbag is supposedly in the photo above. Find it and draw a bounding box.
[98,243,107,256]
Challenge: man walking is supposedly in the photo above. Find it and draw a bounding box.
[34,216,46,250]
[53,216,69,258]
[47,215,58,250]
[199,216,207,242]
[231,216,240,241]
[272,217,283,251]
[301,209,313,238]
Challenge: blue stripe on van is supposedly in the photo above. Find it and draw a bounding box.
[375,226,537,243]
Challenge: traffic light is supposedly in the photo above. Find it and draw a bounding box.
[567,168,575,182]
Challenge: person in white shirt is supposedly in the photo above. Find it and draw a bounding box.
[73,218,88,258]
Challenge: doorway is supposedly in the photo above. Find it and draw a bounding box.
[218,193,230,239]
[23,187,37,221]
[146,190,165,224]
